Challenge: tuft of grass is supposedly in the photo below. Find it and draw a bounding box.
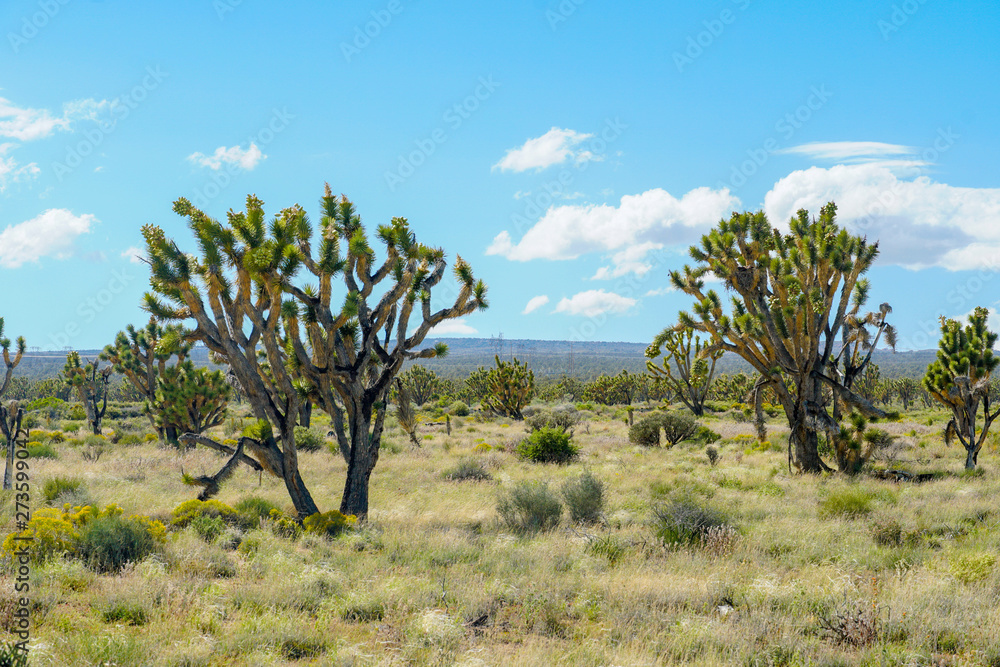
[652,496,730,547]
[443,457,493,482]
[497,480,563,533]
[78,515,158,573]
[561,470,605,524]
[42,476,83,503]
[818,486,874,518]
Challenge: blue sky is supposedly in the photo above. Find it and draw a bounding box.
[1,0,999,352]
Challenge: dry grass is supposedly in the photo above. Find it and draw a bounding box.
[2,403,1000,665]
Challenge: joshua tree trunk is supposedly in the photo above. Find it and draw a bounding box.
[1,405,24,491]
[339,391,388,520]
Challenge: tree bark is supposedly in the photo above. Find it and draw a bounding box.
[340,395,386,520]
[965,446,977,471]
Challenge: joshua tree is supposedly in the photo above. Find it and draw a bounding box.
[645,327,723,416]
[710,372,755,403]
[394,379,420,447]
[0,318,26,400]
[829,288,895,420]
[893,377,919,410]
[148,360,231,445]
[854,363,882,403]
[398,365,440,406]
[923,307,1000,470]
[144,187,487,519]
[669,203,886,472]
[481,355,534,419]
[62,352,111,435]
[101,318,193,441]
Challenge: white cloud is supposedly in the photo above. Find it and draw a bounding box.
[428,318,478,335]
[554,289,636,317]
[121,246,145,264]
[763,164,1000,270]
[493,127,597,173]
[0,209,95,268]
[644,287,675,297]
[522,295,550,314]
[780,141,927,173]
[0,97,67,141]
[0,143,39,192]
[487,186,739,277]
[188,143,265,171]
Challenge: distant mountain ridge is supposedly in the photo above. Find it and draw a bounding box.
[13,339,938,382]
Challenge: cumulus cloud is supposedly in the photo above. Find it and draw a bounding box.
[487,186,738,276]
[493,127,598,173]
[188,143,265,171]
[644,287,675,297]
[0,96,113,142]
[0,209,96,268]
[0,143,40,192]
[428,318,478,335]
[763,164,1000,270]
[554,290,636,317]
[522,295,550,314]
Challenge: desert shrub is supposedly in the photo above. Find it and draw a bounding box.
[234,496,279,527]
[303,510,357,538]
[67,405,86,421]
[47,431,66,444]
[818,487,874,518]
[268,509,302,540]
[26,442,57,459]
[449,400,470,417]
[190,515,227,542]
[171,499,243,528]
[525,405,580,433]
[629,415,662,446]
[77,515,157,573]
[705,446,720,466]
[561,470,605,524]
[870,516,905,547]
[950,552,996,583]
[660,412,699,446]
[280,637,327,660]
[516,427,578,464]
[693,425,721,445]
[117,433,142,447]
[497,480,562,533]
[42,477,82,504]
[652,496,729,547]
[341,597,385,622]
[293,426,324,452]
[443,457,492,482]
[24,396,66,413]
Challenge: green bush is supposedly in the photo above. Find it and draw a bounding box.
[443,457,493,482]
[68,405,87,421]
[818,487,874,518]
[117,433,143,446]
[171,499,243,528]
[24,396,66,413]
[629,415,662,446]
[100,602,149,626]
[561,470,605,524]
[525,406,580,433]
[516,427,579,464]
[660,412,699,446]
[497,480,563,533]
[449,400,470,417]
[190,515,227,542]
[587,534,627,564]
[77,515,157,573]
[26,442,58,459]
[294,426,325,452]
[234,496,279,527]
[652,497,729,547]
[42,477,83,503]
[693,425,721,445]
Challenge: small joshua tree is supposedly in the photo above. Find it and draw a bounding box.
[923,307,1000,470]
[148,360,231,445]
[63,352,112,435]
[0,318,26,400]
[481,355,535,420]
[893,377,919,411]
[394,379,420,447]
[1,401,27,490]
[645,327,722,417]
[398,365,440,407]
[101,317,193,441]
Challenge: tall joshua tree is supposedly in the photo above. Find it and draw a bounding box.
[0,318,26,400]
[63,352,111,435]
[144,187,487,519]
[923,307,1000,470]
[669,203,886,472]
[645,327,723,416]
[101,318,193,440]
